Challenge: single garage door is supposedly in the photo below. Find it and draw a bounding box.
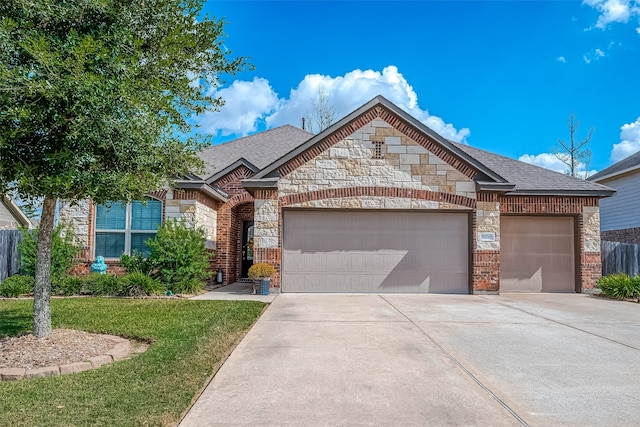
[500,216,576,292]
[282,210,469,293]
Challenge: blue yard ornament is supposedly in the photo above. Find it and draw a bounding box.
[91,256,108,274]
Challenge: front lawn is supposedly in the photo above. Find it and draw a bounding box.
[0,298,266,426]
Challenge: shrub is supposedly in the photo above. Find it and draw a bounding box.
[18,226,80,283]
[119,272,165,297]
[0,275,34,297]
[597,273,640,299]
[146,219,212,293]
[247,262,275,279]
[53,275,84,296]
[81,273,123,296]
[120,251,155,275]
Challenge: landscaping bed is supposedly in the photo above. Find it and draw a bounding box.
[0,298,265,426]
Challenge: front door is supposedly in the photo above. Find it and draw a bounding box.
[241,221,254,278]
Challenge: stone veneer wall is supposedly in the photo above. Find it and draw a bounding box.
[253,118,493,289]
[165,189,217,249]
[58,199,92,258]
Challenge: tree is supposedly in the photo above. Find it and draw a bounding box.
[554,115,593,178]
[304,85,336,133]
[0,0,248,338]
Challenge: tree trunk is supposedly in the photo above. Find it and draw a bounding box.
[33,196,56,338]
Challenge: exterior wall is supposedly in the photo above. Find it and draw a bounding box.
[598,172,640,231]
[61,188,222,278]
[253,117,482,289]
[210,166,256,285]
[0,200,22,230]
[500,196,602,290]
[58,199,92,258]
[165,189,217,249]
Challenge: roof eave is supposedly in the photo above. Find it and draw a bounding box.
[205,158,259,185]
[503,189,616,197]
[589,164,640,183]
[174,180,228,203]
[476,182,516,193]
[241,178,278,196]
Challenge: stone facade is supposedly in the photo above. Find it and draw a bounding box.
[250,116,604,292]
[59,199,91,255]
[165,189,217,248]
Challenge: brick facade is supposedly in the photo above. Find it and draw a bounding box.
[60,102,608,293]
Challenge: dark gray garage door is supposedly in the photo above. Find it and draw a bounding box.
[500,216,576,292]
[282,210,469,293]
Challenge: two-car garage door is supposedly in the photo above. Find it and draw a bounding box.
[282,210,470,293]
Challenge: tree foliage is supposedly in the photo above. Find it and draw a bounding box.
[554,115,593,178]
[0,0,248,337]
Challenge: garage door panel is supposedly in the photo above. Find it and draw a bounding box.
[282,210,469,293]
[501,216,575,293]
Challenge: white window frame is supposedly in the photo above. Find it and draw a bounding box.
[94,197,162,259]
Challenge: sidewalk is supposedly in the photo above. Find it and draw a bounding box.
[190,281,279,303]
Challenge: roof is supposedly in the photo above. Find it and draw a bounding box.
[253,96,505,183]
[588,150,640,182]
[450,142,614,196]
[247,95,614,197]
[198,125,313,182]
[2,195,33,228]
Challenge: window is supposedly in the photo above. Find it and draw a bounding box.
[373,141,384,159]
[94,198,162,258]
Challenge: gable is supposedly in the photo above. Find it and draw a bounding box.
[278,116,476,202]
[258,99,496,183]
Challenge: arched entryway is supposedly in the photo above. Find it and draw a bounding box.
[213,196,254,285]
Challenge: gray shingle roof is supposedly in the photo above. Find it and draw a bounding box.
[450,141,614,195]
[198,125,313,181]
[588,150,640,182]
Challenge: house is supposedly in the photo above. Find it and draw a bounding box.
[588,151,640,244]
[60,96,614,293]
[0,195,32,230]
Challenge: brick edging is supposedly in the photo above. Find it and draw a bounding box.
[0,334,132,381]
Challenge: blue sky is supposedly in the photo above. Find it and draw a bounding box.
[197,0,640,175]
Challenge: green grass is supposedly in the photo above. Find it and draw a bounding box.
[0,298,266,426]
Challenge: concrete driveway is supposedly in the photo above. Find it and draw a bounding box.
[180,294,640,426]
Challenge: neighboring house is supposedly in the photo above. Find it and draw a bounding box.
[60,96,614,293]
[588,151,640,244]
[0,195,32,230]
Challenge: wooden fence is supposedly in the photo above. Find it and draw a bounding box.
[601,240,640,277]
[0,230,22,282]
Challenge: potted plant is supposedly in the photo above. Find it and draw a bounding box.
[247,262,275,295]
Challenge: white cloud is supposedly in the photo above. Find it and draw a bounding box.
[584,0,633,28]
[583,47,608,63]
[519,153,573,174]
[611,117,640,161]
[195,77,279,136]
[266,66,469,142]
[557,56,567,63]
[198,66,470,142]
[518,153,596,176]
